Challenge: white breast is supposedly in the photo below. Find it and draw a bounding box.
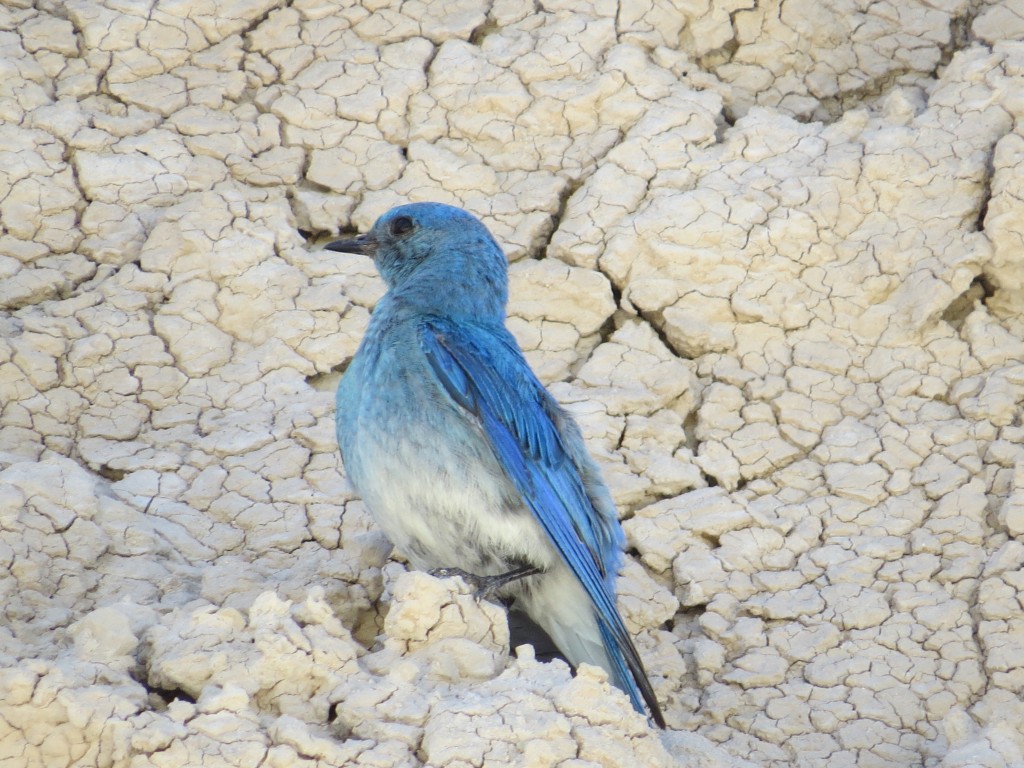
[340,336,558,575]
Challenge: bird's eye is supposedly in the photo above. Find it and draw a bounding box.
[390,216,415,237]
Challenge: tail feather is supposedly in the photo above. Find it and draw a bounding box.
[519,567,666,728]
[596,614,666,728]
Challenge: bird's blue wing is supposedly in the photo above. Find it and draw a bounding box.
[419,316,616,576]
[419,316,663,726]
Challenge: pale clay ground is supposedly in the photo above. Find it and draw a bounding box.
[1,1,1024,767]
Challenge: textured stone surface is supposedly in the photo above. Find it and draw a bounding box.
[2,2,1024,767]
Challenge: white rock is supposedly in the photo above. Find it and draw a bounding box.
[5,6,1024,767]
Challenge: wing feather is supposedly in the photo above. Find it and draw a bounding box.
[419,317,665,727]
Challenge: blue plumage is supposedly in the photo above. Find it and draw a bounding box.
[327,202,664,727]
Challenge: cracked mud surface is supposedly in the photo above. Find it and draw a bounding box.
[2,1,1024,766]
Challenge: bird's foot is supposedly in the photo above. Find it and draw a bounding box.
[428,565,542,602]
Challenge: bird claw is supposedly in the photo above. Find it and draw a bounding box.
[428,566,482,589]
[428,565,541,602]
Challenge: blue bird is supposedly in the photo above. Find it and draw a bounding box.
[326,202,665,728]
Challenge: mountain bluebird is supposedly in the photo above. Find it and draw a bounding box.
[327,202,665,728]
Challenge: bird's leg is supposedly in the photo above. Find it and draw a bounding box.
[429,564,542,602]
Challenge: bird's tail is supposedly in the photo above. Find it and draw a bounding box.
[519,567,666,728]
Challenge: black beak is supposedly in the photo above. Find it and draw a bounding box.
[325,233,377,256]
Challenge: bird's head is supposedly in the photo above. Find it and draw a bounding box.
[326,202,509,319]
